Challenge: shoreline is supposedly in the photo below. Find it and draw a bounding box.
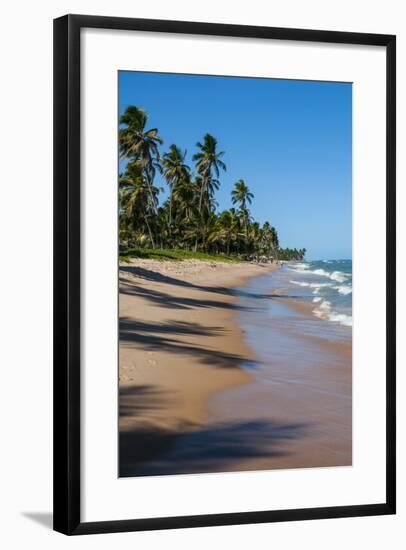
[119,258,278,476]
[119,258,351,476]
[206,267,352,472]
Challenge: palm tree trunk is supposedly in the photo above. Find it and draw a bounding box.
[145,170,158,217]
[144,216,155,249]
[198,177,207,213]
[168,184,173,236]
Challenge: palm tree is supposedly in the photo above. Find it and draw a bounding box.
[192,134,226,213]
[172,174,197,222]
[119,161,159,248]
[269,226,279,261]
[117,105,306,258]
[186,211,218,252]
[231,179,254,251]
[260,221,272,257]
[231,179,254,212]
[216,210,241,255]
[119,105,163,222]
[161,145,190,231]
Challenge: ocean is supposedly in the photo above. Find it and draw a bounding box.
[234,259,352,371]
[284,259,352,328]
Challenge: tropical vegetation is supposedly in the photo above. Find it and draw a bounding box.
[119,105,306,262]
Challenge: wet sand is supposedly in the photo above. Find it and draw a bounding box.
[207,274,352,472]
[119,259,351,477]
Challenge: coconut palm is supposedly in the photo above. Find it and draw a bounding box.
[269,226,279,260]
[216,210,242,255]
[172,174,197,222]
[231,179,254,211]
[119,105,163,223]
[192,134,226,213]
[186,211,219,252]
[117,105,307,260]
[119,105,162,163]
[232,179,253,232]
[161,145,190,230]
[119,161,160,248]
[231,180,254,252]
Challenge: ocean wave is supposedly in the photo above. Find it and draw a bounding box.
[289,265,349,283]
[292,263,309,270]
[290,280,333,289]
[289,280,309,287]
[287,264,310,274]
[311,268,348,283]
[328,312,353,327]
[333,284,352,295]
[312,299,352,327]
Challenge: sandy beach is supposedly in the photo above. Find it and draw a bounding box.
[119,259,351,476]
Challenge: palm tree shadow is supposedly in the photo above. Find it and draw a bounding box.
[120,265,270,300]
[121,265,230,293]
[119,317,258,370]
[120,278,255,312]
[119,384,172,418]
[119,418,310,477]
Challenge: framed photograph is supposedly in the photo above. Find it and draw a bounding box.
[53,14,396,535]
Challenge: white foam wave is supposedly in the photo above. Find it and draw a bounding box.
[312,297,322,303]
[290,280,333,289]
[329,312,353,327]
[287,263,310,274]
[334,284,352,295]
[330,271,348,283]
[289,265,349,284]
[312,299,352,327]
[290,280,309,287]
[310,268,348,283]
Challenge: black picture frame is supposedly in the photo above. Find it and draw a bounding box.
[53,14,396,535]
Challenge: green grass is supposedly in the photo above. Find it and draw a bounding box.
[119,248,243,263]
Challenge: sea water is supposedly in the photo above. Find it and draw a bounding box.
[285,259,352,327]
[234,259,352,363]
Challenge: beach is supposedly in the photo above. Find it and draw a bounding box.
[119,259,351,476]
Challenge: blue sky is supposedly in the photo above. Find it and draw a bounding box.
[119,71,352,260]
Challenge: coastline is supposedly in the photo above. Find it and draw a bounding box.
[119,258,278,476]
[119,258,351,476]
[206,267,352,472]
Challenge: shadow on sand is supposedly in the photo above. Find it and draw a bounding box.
[120,317,258,370]
[120,265,272,308]
[119,384,173,418]
[118,266,304,476]
[119,418,309,477]
[119,385,310,477]
[121,265,240,296]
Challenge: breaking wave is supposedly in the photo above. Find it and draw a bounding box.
[287,259,352,328]
[312,299,352,327]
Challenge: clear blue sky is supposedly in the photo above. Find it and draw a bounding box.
[119,71,352,260]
